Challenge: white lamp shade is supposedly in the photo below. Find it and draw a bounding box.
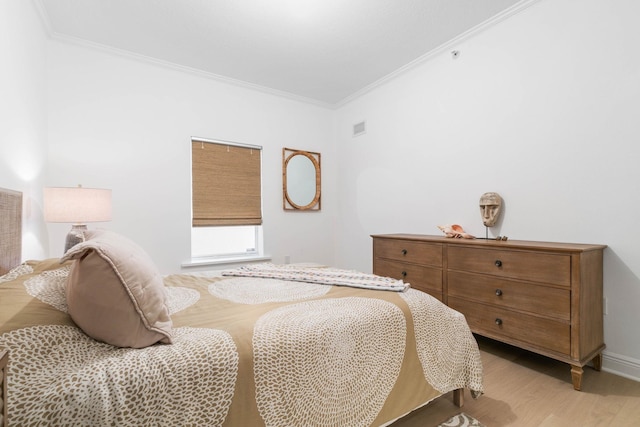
[44,187,112,223]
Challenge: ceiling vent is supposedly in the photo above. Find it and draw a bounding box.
[353,121,366,137]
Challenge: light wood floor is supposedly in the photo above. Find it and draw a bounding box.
[391,335,640,427]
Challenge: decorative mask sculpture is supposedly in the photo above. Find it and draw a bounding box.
[479,192,502,227]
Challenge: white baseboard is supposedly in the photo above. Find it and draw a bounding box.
[602,351,640,382]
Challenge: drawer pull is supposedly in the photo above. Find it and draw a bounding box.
[401,271,407,277]
[495,260,503,267]
[495,289,503,296]
[495,318,503,326]
[401,249,408,256]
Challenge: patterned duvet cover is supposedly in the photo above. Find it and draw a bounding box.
[0,259,483,426]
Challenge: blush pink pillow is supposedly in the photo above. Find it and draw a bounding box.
[61,229,173,348]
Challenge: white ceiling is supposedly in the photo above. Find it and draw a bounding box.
[36,0,528,106]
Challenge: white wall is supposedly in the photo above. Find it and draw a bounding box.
[45,41,337,273]
[335,0,640,379]
[0,0,49,260]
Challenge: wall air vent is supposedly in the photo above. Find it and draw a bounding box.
[353,121,366,137]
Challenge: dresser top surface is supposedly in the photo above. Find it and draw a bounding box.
[372,234,607,252]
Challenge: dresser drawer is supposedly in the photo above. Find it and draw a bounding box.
[448,246,571,287]
[374,239,443,267]
[448,271,570,321]
[374,258,442,300]
[449,297,571,355]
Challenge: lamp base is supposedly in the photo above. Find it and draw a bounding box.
[65,224,87,252]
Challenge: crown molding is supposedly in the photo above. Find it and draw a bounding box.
[32,0,53,34]
[334,0,542,108]
[33,0,540,110]
[33,0,333,110]
[50,32,335,109]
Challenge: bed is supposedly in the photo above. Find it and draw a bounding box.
[0,188,483,426]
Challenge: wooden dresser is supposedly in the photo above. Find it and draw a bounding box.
[372,234,606,390]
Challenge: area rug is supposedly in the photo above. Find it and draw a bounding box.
[437,412,485,427]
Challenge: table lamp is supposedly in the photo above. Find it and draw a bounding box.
[44,185,112,252]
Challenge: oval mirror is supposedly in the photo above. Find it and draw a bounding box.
[283,148,321,210]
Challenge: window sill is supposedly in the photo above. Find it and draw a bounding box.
[181,254,271,268]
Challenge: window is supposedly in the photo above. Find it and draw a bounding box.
[191,137,263,259]
[191,225,260,258]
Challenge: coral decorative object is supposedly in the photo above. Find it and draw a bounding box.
[437,224,475,239]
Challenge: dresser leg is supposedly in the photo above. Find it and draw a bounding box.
[592,353,603,371]
[570,365,583,391]
[453,389,464,407]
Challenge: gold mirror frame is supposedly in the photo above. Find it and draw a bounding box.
[283,147,321,210]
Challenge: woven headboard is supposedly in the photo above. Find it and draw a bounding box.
[0,188,22,275]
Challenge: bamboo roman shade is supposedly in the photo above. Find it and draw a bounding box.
[192,140,262,226]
